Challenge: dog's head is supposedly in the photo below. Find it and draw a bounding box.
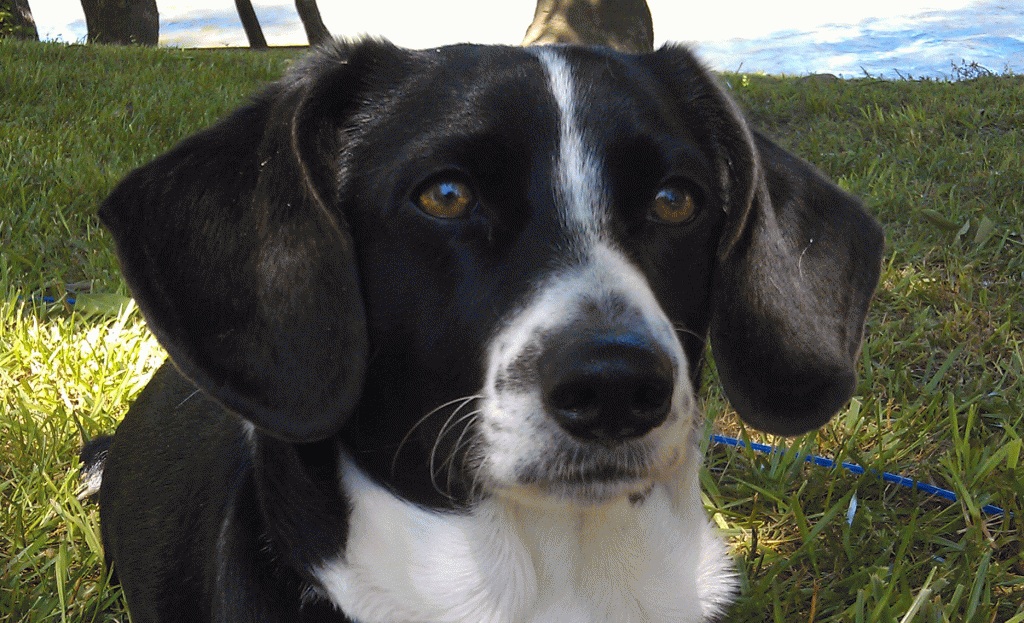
[100,40,883,508]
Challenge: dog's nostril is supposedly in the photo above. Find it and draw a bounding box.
[633,382,672,414]
[540,330,674,442]
[549,384,599,415]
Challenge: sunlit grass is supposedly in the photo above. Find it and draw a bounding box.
[1,39,294,622]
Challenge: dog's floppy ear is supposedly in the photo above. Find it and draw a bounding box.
[647,46,883,435]
[710,127,884,436]
[98,42,405,443]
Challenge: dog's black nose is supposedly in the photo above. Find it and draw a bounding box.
[540,330,674,442]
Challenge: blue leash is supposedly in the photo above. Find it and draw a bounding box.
[710,434,1008,516]
[29,295,77,305]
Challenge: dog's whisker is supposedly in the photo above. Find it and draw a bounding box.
[391,394,480,480]
[672,322,703,341]
[465,449,487,502]
[427,410,464,497]
[449,411,482,484]
[422,397,480,499]
[436,409,482,498]
[428,402,481,500]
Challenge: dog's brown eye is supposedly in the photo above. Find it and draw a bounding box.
[416,179,474,219]
[651,186,699,224]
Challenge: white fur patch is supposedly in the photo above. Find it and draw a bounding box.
[529,46,607,239]
[315,450,736,623]
[77,459,105,500]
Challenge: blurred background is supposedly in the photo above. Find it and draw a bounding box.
[23,0,1024,79]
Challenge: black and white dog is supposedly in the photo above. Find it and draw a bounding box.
[82,39,883,622]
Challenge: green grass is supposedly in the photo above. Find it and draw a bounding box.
[1,40,295,622]
[2,39,1022,622]
[706,69,1024,621]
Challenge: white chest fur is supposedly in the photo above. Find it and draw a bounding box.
[314,452,736,623]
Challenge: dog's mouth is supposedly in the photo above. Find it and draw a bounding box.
[484,440,682,506]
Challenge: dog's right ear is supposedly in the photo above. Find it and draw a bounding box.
[100,40,408,443]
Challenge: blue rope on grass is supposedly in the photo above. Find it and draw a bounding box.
[21,295,77,305]
[710,434,1008,516]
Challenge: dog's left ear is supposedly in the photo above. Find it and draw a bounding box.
[646,47,883,435]
[98,42,408,443]
[710,129,885,436]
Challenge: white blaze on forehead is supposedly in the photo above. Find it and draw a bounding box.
[529,47,607,239]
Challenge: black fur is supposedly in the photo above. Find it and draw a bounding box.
[83,39,883,622]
